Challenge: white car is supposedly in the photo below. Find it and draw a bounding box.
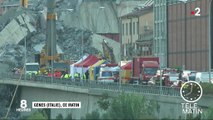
[196,72,213,84]
[182,70,191,81]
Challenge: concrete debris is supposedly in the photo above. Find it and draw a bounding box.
[0,11,37,48]
[0,44,25,68]
[57,27,99,60]
[0,21,99,68]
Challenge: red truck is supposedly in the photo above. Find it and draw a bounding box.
[131,57,159,84]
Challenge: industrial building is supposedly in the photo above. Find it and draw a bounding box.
[167,0,212,71]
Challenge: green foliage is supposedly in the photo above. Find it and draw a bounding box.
[19,115,28,120]
[41,109,50,119]
[102,93,157,119]
[205,106,213,119]
[97,92,110,111]
[27,110,48,120]
[82,93,158,119]
[81,110,100,120]
[55,113,63,120]
[65,113,72,120]
[201,83,213,95]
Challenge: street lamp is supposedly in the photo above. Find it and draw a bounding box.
[73,10,84,81]
[209,0,212,83]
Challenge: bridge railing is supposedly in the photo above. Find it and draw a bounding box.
[0,73,180,96]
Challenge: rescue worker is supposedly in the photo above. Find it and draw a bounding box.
[64,73,71,79]
[36,70,41,75]
[81,73,86,81]
[28,72,32,79]
[74,72,80,80]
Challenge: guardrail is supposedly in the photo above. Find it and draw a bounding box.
[0,73,180,96]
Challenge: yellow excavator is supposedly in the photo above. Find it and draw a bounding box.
[102,39,115,63]
[20,0,28,8]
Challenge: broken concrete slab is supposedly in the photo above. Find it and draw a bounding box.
[34,43,63,54]
[91,34,120,62]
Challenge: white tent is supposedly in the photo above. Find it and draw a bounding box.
[70,55,88,79]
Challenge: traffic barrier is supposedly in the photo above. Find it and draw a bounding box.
[0,73,180,96]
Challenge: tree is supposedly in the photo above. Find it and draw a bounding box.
[205,106,213,119]
[81,110,100,120]
[82,93,158,119]
[97,92,110,111]
[55,113,63,120]
[102,93,157,119]
[27,110,48,120]
[65,113,72,120]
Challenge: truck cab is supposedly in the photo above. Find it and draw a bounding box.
[132,57,159,84]
[141,61,159,84]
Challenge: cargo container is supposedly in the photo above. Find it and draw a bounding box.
[131,57,159,84]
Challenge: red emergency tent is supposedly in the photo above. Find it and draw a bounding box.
[105,63,118,67]
[121,62,132,70]
[75,55,99,67]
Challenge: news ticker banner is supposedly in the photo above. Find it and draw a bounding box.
[32,102,81,109]
[16,100,81,112]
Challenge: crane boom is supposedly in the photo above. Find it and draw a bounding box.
[46,0,57,66]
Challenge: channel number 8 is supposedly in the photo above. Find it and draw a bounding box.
[20,100,27,108]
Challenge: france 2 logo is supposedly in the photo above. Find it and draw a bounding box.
[16,100,31,112]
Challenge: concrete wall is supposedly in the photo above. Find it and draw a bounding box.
[59,0,146,34]
[0,79,212,119]
[20,87,101,119]
[19,86,213,119]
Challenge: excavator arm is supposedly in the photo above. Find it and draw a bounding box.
[102,39,115,63]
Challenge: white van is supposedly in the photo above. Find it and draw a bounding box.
[98,67,115,83]
[25,63,39,74]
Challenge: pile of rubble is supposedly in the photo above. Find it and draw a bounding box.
[0,44,25,68]
[0,9,99,68]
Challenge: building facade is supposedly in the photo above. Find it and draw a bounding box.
[136,7,153,57]
[121,15,139,59]
[120,6,153,60]
[167,0,212,71]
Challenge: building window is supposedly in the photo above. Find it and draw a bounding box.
[137,22,139,34]
[122,23,124,35]
[130,22,132,35]
[124,44,127,56]
[133,22,135,35]
[126,23,128,35]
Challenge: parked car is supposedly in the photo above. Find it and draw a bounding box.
[182,70,191,81]
[168,72,179,82]
[196,72,213,84]
[188,71,197,81]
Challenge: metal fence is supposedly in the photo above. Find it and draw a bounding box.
[0,73,180,97]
